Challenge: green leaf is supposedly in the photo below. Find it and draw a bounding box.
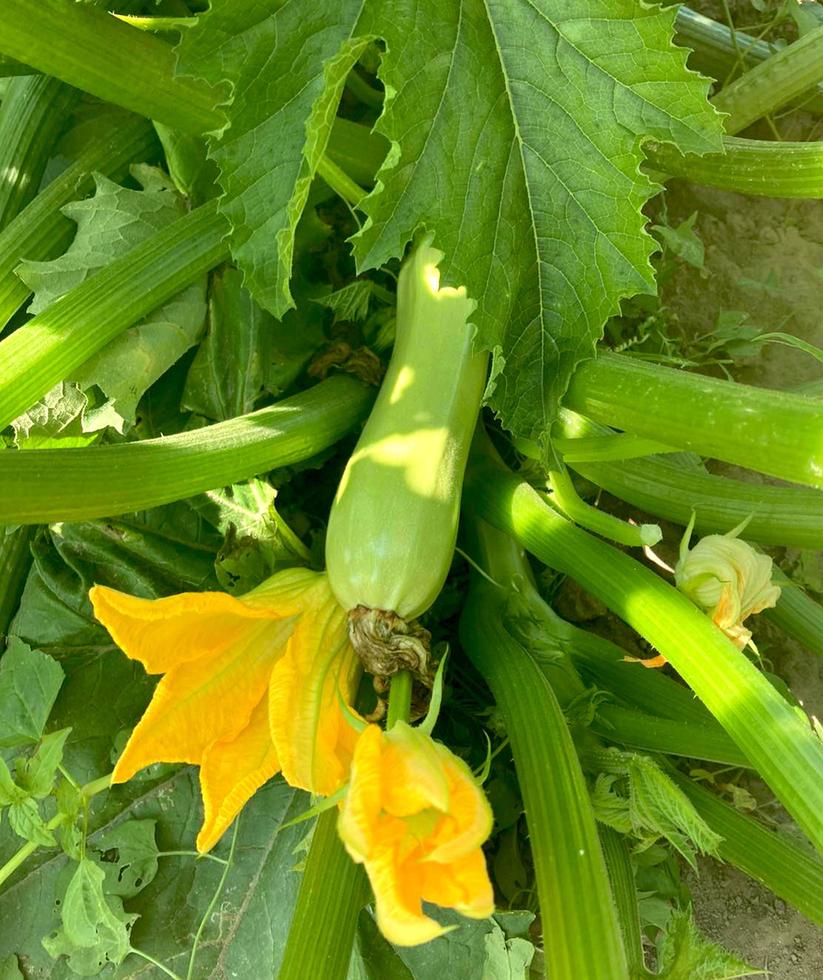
[0,758,23,807]
[354,0,723,441]
[176,1,374,316]
[0,637,64,748]
[313,280,379,323]
[8,797,56,848]
[15,728,71,799]
[656,906,763,980]
[591,750,722,868]
[0,954,22,980]
[12,167,207,443]
[42,858,135,976]
[92,819,158,899]
[652,212,705,270]
[194,478,310,594]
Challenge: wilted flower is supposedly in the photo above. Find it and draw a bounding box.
[91,568,360,852]
[675,519,781,650]
[337,721,494,946]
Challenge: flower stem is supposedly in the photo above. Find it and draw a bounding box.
[647,136,823,199]
[0,376,373,525]
[0,0,226,136]
[564,352,823,488]
[279,809,368,980]
[0,75,79,231]
[712,24,823,133]
[0,526,34,650]
[386,670,413,729]
[461,518,629,980]
[316,154,367,208]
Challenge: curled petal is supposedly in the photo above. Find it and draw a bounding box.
[269,577,361,796]
[198,696,279,852]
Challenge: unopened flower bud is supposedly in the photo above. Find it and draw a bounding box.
[674,516,781,650]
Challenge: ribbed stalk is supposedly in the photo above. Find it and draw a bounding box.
[0,377,373,524]
[594,705,749,768]
[461,521,628,980]
[564,352,823,489]
[598,827,646,979]
[463,448,823,857]
[0,201,230,431]
[278,809,368,980]
[0,75,79,230]
[0,113,157,330]
[647,136,823,199]
[0,0,226,136]
[673,773,823,929]
[764,578,823,660]
[0,526,35,650]
[712,24,823,133]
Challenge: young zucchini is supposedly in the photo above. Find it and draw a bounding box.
[326,236,487,679]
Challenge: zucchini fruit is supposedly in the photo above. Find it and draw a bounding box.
[326,236,487,680]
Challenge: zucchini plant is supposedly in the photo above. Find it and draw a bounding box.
[1,2,823,979]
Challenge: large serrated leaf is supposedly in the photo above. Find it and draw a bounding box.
[176,0,372,316]
[176,0,721,440]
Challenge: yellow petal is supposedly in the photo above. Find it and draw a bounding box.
[90,582,303,675]
[364,843,446,947]
[197,696,280,852]
[112,616,295,783]
[425,745,493,864]
[382,722,450,817]
[420,850,494,919]
[268,579,361,795]
[337,724,384,862]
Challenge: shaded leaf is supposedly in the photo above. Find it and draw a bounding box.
[0,638,64,748]
[42,858,134,976]
[12,168,207,443]
[9,798,56,849]
[15,729,71,799]
[92,819,158,899]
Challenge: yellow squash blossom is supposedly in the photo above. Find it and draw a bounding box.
[90,567,360,852]
[675,522,781,651]
[338,721,494,946]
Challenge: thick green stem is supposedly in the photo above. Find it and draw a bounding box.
[598,827,646,979]
[0,75,79,231]
[0,201,230,431]
[386,671,413,729]
[712,24,823,133]
[0,526,35,649]
[764,578,823,660]
[0,376,373,524]
[647,136,823,199]
[463,449,823,857]
[0,113,158,330]
[461,521,628,980]
[316,155,367,208]
[327,119,389,189]
[278,809,368,980]
[673,772,823,929]
[0,0,226,136]
[564,352,823,489]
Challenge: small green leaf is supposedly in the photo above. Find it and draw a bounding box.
[8,797,56,848]
[313,280,377,323]
[0,954,22,980]
[0,757,23,806]
[653,212,704,270]
[656,906,763,979]
[93,819,159,898]
[15,728,71,799]
[42,858,135,976]
[0,637,64,747]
